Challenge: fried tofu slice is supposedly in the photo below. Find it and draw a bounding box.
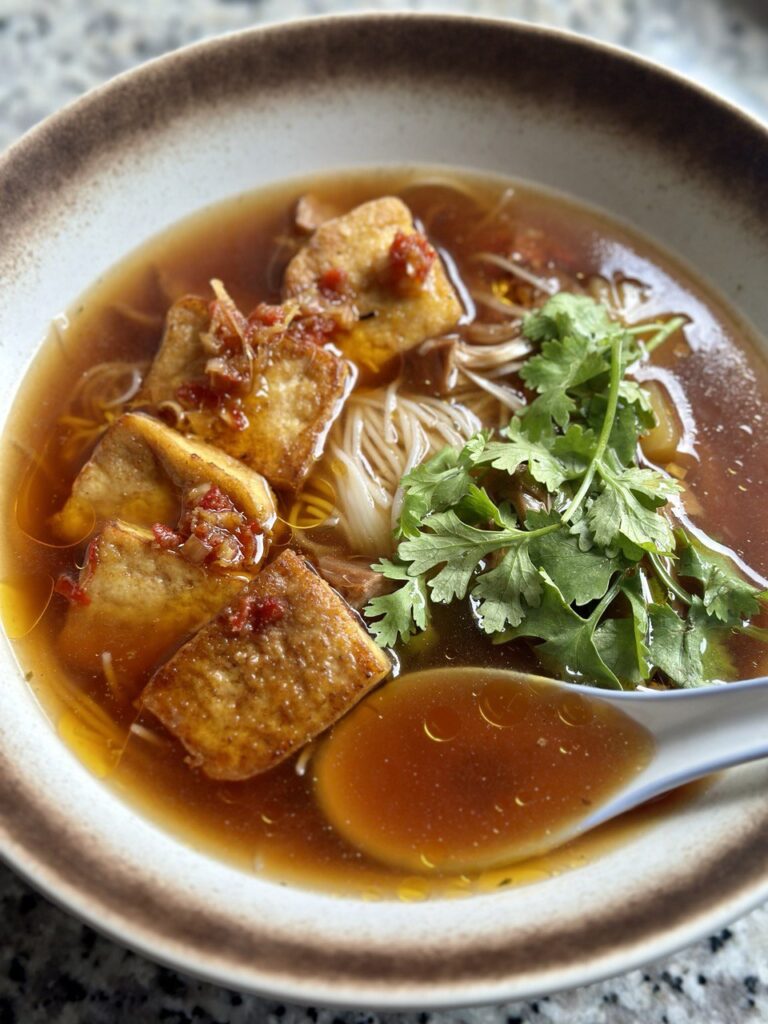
[204,335,351,490]
[51,411,276,543]
[58,521,248,683]
[139,296,352,491]
[283,197,463,374]
[141,549,391,780]
[140,295,210,406]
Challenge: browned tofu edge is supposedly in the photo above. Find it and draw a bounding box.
[140,295,210,405]
[210,335,354,491]
[140,549,391,780]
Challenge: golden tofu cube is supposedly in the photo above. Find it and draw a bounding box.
[140,295,210,405]
[58,521,248,684]
[139,296,352,491]
[51,411,276,543]
[283,197,463,373]
[205,335,352,490]
[141,549,391,780]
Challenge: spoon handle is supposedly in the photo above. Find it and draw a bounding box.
[581,676,768,829]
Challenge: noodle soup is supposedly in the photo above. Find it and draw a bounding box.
[2,168,767,898]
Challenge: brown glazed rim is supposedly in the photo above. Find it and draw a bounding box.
[1,13,768,1009]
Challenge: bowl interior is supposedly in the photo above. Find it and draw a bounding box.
[0,14,767,1008]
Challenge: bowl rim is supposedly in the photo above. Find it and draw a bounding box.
[1,10,768,1010]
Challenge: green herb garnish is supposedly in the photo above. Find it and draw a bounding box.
[364,293,767,689]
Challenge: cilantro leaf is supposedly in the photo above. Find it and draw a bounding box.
[647,598,734,688]
[618,379,656,428]
[363,559,429,647]
[522,292,618,345]
[472,419,576,491]
[520,333,609,398]
[620,571,652,679]
[496,573,622,689]
[397,511,542,604]
[588,462,680,556]
[593,573,651,686]
[551,422,597,461]
[519,389,576,436]
[454,483,504,527]
[396,445,475,539]
[586,392,650,465]
[677,533,765,624]
[594,619,646,687]
[526,510,622,606]
[472,543,542,633]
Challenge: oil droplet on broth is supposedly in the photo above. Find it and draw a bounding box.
[423,706,461,743]
[314,668,654,878]
[557,693,594,728]
[477,676,534,728]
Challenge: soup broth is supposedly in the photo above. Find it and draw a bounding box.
[2,169,767,899]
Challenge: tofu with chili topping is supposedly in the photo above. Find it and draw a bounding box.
[57,520,249,683]
[141,295,210,407]
[202,333,352,490]
[50,411,276,545]
[140,549,392,780]
[283,197,463,375]
[140,284,353,491]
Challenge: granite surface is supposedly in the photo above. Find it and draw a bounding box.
[0,1,767,1021]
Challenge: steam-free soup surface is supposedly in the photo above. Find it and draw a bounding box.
[2,169,767,898]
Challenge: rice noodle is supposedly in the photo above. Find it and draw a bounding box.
[472,251,557,295]
[101,651,121,698]
[586,274,652,323]
[294,385,498,556]
[464,320,522,345]
[470,289,530,319]
[112,302,165,330]
[399,175,489,205]
[457,367,525,412]
[468,187,516,236]
[129,723,170,747]
[450,387,511,430]
[56,359,149,464]
[455,337,530,375]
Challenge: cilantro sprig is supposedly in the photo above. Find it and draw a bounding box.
[364,292,768,689]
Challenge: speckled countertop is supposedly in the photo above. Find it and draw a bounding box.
[1,2,767,1022]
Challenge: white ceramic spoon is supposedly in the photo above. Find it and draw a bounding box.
[544,674,768,850]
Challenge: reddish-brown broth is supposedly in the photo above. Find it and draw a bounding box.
[2,169,767,898]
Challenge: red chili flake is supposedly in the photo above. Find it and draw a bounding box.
[235,520,264,564]
[84,539,100,574]
[289,313,338,346]
[152,523,183,550]
[53,574,91,607]
[198,485,236,513]
[386,231,436,293]
[209,297,250,348]
[249,596,285,629]
[206,358,249,390]
[220,594,285,635]
[218,401,249,432]
[248,302,285,328]
[318,266,350,300]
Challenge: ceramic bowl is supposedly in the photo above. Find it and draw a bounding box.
[1,13,767,1009]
